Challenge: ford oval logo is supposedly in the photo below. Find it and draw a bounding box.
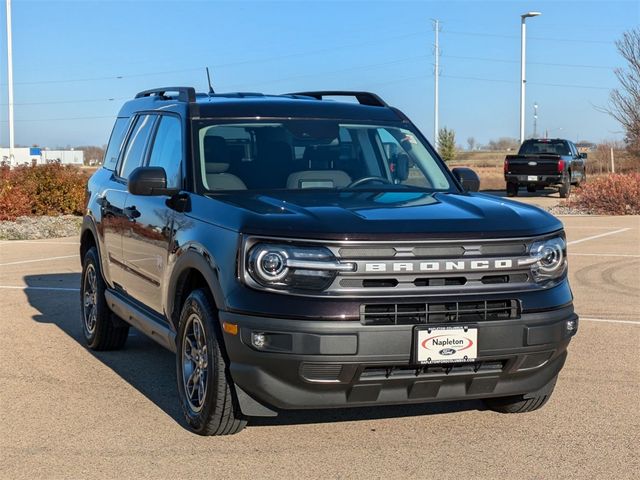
[528,161,537,166]
[439,348,457,356]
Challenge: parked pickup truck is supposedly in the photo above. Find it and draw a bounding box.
[504,139,587,198]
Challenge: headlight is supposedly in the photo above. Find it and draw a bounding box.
[246,243,355,291]
[528,236,567,283]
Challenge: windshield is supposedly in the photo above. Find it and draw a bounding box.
[194,120,453,192]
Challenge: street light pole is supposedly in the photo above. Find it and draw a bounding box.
[432,19,440,151]
[520,11,540,145]
[5,0,15,165]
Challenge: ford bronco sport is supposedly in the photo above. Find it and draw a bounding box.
[80,87,578,435]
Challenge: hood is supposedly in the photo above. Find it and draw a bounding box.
[194,190,562,240]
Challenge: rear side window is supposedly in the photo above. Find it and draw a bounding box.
[102,117,130,170]
[119,115,156,180]
[148,115,182,189]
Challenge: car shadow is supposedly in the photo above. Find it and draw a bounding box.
[25,272,182,422]
[25,272,485,431]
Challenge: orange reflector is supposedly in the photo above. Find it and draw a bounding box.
[222,322,238,335]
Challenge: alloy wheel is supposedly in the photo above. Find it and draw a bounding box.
[83,264,98,335]
[181,313,209,413]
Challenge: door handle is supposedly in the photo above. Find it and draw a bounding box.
[123,206,141,220]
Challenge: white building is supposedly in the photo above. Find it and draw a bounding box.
[0,147,84,167]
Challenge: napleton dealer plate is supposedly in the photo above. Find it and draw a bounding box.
[415,326,478,364]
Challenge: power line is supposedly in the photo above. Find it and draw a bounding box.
[0,97,125,107]
[444,29,614,44]
[0,30,428,87]
[441,73,611,90]
[442,54,615,70]
[0,115,115,123]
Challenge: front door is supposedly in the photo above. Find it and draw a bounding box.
[121,114,184,315]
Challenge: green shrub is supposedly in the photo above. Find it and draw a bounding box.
[568,173,640,215]
[0,164,88,221]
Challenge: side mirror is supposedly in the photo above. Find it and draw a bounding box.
[452,167,480,193]
[579,152,588,159]
[393,153,410,182]
[128,166,177,196]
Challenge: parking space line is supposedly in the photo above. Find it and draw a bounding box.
[563,226,635,229]
[581,317,639,326]
[570,253,640,258]
[0,240,79,245]
[567,228,631,246]
[0,255,78,266]
[0,285,79,292]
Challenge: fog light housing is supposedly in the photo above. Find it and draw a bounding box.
[252,332,267,349]
[566,319,577,332]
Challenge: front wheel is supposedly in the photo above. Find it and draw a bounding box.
[484,375,557,413]
[176,288,247,435]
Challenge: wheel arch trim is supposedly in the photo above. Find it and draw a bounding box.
[166,246,226,330]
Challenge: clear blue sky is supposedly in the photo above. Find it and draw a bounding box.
[0,0,638,148]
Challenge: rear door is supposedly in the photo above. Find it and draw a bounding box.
[121,113,184,315]
[97,117,132,288]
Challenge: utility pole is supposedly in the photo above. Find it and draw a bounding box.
[520,12,540,145]
[533,102,538,138]
[432,19,440,151]
[6,0,15,166]
[610,147,615,173]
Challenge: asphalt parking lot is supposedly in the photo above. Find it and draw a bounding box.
[0,214,638,479]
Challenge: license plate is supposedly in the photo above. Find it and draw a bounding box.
[415,326,478,364]
[527,175,538,181]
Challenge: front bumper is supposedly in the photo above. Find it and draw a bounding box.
[220,306,577,415]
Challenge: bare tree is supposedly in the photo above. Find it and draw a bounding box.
[608,28,640,156]
[466,137,476,151]
[487,137,520,151]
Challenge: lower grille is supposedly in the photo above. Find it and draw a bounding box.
[360,300,519,325]
[300,363,343,382]
[360,360,505,380]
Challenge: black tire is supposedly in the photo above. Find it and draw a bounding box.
[526,185,536,193]
[81,246,129,350]
[484,375,557,413]
[506,182,518,197]
[559,178,571,198]
[176,288,247,436]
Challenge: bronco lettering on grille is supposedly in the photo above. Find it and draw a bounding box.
[363,259,513,273]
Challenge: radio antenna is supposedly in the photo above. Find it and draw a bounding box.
[206,67,215,95]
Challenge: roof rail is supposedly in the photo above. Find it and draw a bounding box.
[288,91,388,107]
[134,87,196,103]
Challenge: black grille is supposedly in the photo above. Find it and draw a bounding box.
[300,363,343,382]
[360,360,505,380]
[360,300,519,325]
